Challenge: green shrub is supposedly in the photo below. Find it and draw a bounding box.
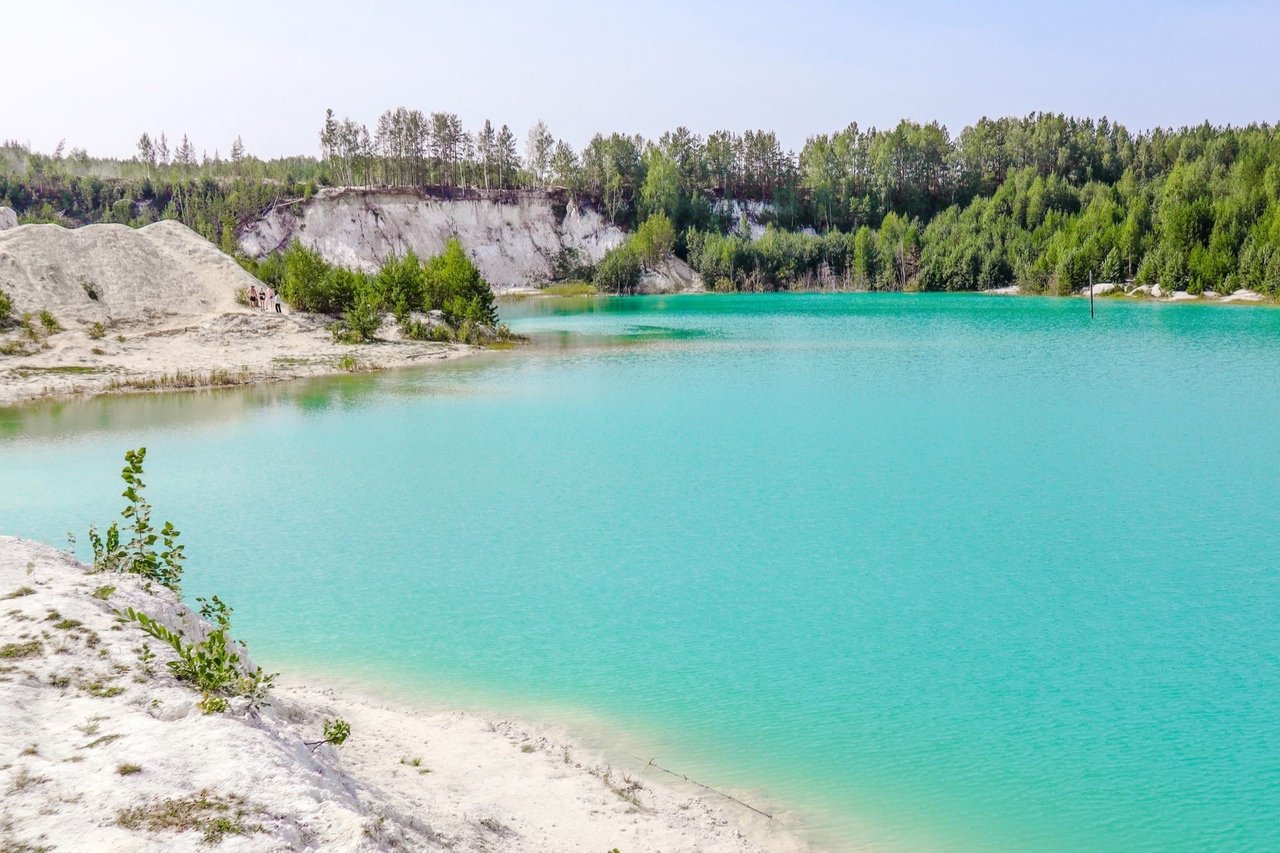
[340,295,381,342]
[20,312,39,341]
[633,213,676,268]
[0,289,11,326]
[594,243,642,294]
[280,243,364,315]
[424,239,497,326]
[399,317,431,341]
[87,322,107,340]
[118,597,275,713]
[39,310,62,334]
[374,251,426,317]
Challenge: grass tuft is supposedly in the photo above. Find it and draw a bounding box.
[115,790,264,843]
[0,640,42,659]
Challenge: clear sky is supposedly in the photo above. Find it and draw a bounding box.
[3,0,1276,160]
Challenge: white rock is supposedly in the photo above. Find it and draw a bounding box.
[0,206,17,231]
[1223,288,1264,302]
[239,188,627,291]
[1081,282,1120,296]
[637,256,705,294]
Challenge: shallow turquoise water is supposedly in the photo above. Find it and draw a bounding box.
[2,293,1279,851]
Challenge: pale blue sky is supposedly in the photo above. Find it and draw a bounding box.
[3,0,1276,159]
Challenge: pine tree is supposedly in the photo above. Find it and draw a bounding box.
[136,132,155,178]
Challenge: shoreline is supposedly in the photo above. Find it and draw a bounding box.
[0,308,483,409]
[5,286,1275,410]
[0,536,814,852]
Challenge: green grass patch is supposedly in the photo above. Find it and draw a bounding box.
[541,281,598,296]
[0,640,42,659]
[2,586,36,600]
[116,790,264,844]
[80,733,124,749]
[83,681,126,699]
[13,365,100,375]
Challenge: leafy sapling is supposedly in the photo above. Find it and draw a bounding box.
[305,718,351,752]
[89,448,185,592]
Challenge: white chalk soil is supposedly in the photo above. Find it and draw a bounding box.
[0,538,811,852]
[239,188,628,290]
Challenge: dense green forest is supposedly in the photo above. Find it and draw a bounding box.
[3,110,1279,295]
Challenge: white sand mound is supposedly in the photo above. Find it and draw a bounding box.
[0,537,807,852]
[0,220,257,324]
[0,206,17,231]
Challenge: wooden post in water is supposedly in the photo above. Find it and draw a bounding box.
[1090,271,1095,318]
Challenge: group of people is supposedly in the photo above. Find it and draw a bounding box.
[248,284,282,313]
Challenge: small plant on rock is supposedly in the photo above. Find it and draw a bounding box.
[118,603,275,714]
[306,718,351,751]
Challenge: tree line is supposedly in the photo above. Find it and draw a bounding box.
[2,111,1279,295]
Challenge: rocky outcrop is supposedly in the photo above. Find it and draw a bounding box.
[239,187,628,290]
[639,257,705,294]
[0,206,17,231]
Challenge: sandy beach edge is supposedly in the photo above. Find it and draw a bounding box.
[0,536,816,852]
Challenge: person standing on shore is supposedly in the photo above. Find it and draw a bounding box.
[248,285,258,310]
[274,290,283,314]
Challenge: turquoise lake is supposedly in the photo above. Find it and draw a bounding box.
[2,293,1278,851]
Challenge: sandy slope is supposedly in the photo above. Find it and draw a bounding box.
[0,219,478,407]
[0,220,255,323]
[0,538,810,852]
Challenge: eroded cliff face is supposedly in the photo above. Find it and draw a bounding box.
[239,187,627,290]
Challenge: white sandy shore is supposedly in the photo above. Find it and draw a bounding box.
[0,310,476,409]
[0,538,812,852]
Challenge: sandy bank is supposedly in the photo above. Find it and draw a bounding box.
[0,309,473,408]
[0,537,810,852]
[0,217,484,407]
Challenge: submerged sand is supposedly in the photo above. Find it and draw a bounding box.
[0,538,810,852]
